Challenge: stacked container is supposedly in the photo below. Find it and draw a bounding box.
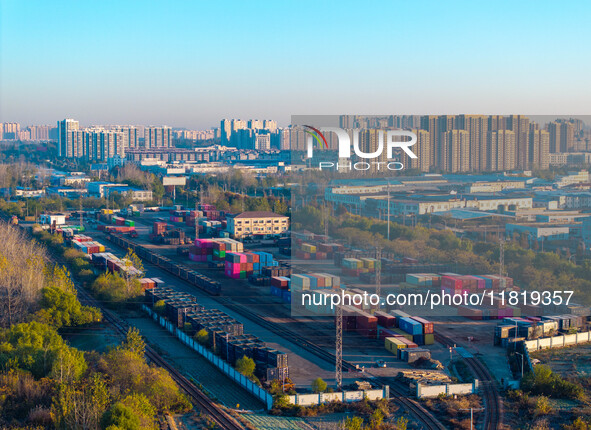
[342,258,363,277]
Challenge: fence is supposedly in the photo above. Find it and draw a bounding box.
[523,330,591,352]
[416,381,478,398]
[143,304,391,409]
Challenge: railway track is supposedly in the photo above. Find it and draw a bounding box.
[90,297,245,430]
[7,221,246,430]
[99,231,449,429]
[435,333,501,430]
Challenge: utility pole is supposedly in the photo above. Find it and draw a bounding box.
[375,246,382,301]
[499,236,505,279]
[459,407,484,430]
[515,351,525,377]
[324,204,329,240]
[79,200,83,229]
[195,200,199,241]
[387,182,391,240]
[335,304,343,390]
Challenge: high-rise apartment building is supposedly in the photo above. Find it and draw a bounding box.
[254,132,271,150]
[441,130,469,172]
[407,129,431,172]
[112,125,138,148]
[57,119,80,157]
[487,130,516,171]
[144,126,172,148]
[456,115,488,171]
[548,121,561,153]
[529,127,550,170]
[506,115,530,169]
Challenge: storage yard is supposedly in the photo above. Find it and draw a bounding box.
[23,204,591,430]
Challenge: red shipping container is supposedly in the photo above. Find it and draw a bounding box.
[411,316,434,334]
[375,311,396,328]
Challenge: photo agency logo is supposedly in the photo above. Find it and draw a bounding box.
[303,125,418,171]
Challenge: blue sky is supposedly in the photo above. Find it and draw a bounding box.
[1,0,590,128]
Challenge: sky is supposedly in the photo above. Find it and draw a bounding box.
[1,0,590,129]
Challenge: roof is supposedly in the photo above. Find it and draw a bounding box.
[232,211,287,219]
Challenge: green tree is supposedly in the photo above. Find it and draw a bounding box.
[153,299,165,314]
[235,356,255,378]
[369,408,384,429]
[50,345,87,383]
[0,321,67,377]
[194,329,208,346]
[121,327,145,357]
[345,416,365,430]
[311,377,327,393]
[101,393,157,430]
[35,285,101,328]
[395,416,409,430]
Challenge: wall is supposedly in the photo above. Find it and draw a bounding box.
[287,387,389,406]
[523,331,591,352]
[416,382,477,399]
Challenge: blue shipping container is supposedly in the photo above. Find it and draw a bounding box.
[399,317,423,335]
[282,290,291,303]
[413,334,425,345]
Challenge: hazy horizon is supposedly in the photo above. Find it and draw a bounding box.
[2,0,591,129]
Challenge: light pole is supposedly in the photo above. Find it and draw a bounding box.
[387,181,391,241]
[459,407,484,430]
[515,352,525,377]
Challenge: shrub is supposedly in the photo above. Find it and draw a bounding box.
[311,377,327,394]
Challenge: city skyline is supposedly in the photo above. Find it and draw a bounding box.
[2,0,591,128]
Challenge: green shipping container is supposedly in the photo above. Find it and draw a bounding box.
[424,334,434,345]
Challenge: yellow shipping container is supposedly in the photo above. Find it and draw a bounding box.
[302,243,317,253]
[385,337,407,353]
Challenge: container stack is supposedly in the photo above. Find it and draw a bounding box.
[145,287,289,382]
[91,252,143,277]
[295,243,316,260]
[72,239,106,255]
[112,216,125,225]
[333,305,377,338]
[70,234,106,255]
[270,276,291,303]
[153,222,167,235]
[262,266,291,277]
[189,238,243,262]
[139,278,157,290]
[341,258,363,276]
[405,273,442,287]
[104,225,136,233]
[290,273,341,292]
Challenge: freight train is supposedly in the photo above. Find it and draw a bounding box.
[106,233,222,295]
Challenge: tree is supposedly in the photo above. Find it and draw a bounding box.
[344,416,364,430]
[35,285,101,328]
[122,248,144,297]
[194,329,208,346]
[0,321,67,377]
[235,356,255,378]
[311,377,327,393]
[121,327,145,357]
[101,393,157,430]
[153,300,165,314]
[395,416,409,430]
[0,223,46,327]
[50,345,87,383]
